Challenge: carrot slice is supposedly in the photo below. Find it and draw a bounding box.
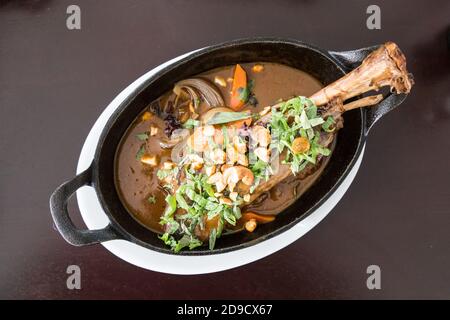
[241,212,275,224]
[230,64,248,111]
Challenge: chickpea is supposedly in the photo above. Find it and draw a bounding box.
[252,64,264,73]
[245,219,257,232]
[292,137,310,154]
[214,76,227,87]
[141,111,153,121]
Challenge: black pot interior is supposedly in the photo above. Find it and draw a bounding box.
[93,39,363,255]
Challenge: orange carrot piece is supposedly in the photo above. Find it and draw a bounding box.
[230,64,248,111]
[241,212,275,224]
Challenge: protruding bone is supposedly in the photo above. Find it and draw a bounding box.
[343,94,383,111]
[309,42,413,107]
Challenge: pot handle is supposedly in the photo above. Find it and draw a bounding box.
[50,166,121,246]
[329,46,409,135]
[328,45,381,72]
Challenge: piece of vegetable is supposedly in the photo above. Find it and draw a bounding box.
[160,129,190,149]
[202,107,251,129]
[173,78,224,108]
[157,166,179,181]
[163,194,177,217]
[322,116,336,132]
[147,195,157,204]
[230,64,248,111]
[136,132,149,141]
[292,137,310,154]
[214,76,227,87]
[159,169,242,252]
[241,212,275,223]
[209,228,217,250]
[252,64,264,73]
[269,96,331,174]
[141,111,153,121]
[183,119,200,129]
[206,111,251,125]
[244,219,257,232]
[140,154,159,166]
[135,145,146,160]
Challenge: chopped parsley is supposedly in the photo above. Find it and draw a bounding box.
[136,132,149,141]
[268,96,332,175]
[147,194,157,204]
[157,167,179,180]
[183,119,200,129]
[237,86,250,103]
[249,159,272,193]
[135,145,146,160]
[322,116,336,132]
[159,168,241,252]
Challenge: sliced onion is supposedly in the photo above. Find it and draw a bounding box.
[159,128,190,149]
[173,78,224,108]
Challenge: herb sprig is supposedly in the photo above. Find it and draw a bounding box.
[269,96,332,175]
[159,168,241,252]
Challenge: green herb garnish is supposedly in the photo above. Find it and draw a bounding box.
[269,96,331,175]
[183,119,200,129]
[147,194,157,204]
[322,116,336,132]
[247,79,255,91]
[237,86,250,103]
[163,194,177,216]
[157,167,179,180]
[159,169,241,252]
[136,132,149,141]
[135,145,146,160]
[207,111,251,125]
[209,228,217,251]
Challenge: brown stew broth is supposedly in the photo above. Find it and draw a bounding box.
[115,63,325,233]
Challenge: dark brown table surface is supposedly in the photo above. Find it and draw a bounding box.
[0,0,449,299]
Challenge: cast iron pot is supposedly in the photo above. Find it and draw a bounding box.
[50,38,408,255]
